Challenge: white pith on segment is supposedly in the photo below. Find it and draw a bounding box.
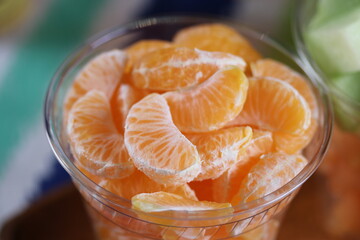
[67,90,134,178]
[124,93,201,186]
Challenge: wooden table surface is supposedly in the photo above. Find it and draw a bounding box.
[0,174,340,240]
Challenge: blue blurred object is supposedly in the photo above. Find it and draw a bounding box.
[140,0,238,16]
[38,157,71,198]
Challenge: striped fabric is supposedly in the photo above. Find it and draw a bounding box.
[0,0,290,227]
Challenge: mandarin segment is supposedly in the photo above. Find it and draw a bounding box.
[132,191,233,226]
[64,50,127,116]
[186,126,253,181]
[227,76,312,152]
[251,59,319,153]
[67,90,134,179]
[173,23,261,65]
[231,153,308,205]
[275,118,318,154]
[100,169,197,201]
[111,83,148,130]
[164,67,248,133]
[243,130,274,159]
[125,39,172,71]
[213,130,274,203]
[132,47,246,91]
[251,58,318,118]
[124,93,201,185]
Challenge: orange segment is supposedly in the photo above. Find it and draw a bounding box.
[213,130,274,203]
[275,118,318,154]
[125,39,172,71]
[244,130,274,159]
[100,169,197,201]
[64,50,126,116]
[124,93,201,185]
[132,191,233,226]
[231,153,308,205]
[186,126,253,181]
[132,47,246,91]
[111,83,147,130]
[227,76,311,140]
[251,58,318,118]
[173,23,261,65]
[67,90,134,179]
[251,60,319,153]
[164,67,248,133]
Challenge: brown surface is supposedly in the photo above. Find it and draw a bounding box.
[0,184,96,240]
[0,175,341,240]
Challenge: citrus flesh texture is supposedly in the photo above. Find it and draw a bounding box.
[227,76,312,154]
[100,169,197,201]
[251,58,317,117]
[251,59,318,153]
[67,90,134,179]
[173,23,262,66]
[111,83,147,130]
[125,39,172,71]
[124,93,201,186]
[62,23,318,237]
[231,153,308,205]
[212,130,274,203]
[132,191,233,226]
[64,50,127,117]
[164,66,248,133]
[186,126,252,181]
[132,47,246,91]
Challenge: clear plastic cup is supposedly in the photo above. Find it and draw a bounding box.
[294,1,360,238]
[45,16,332,239]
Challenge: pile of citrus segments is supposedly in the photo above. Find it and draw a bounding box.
[64,23,318,231]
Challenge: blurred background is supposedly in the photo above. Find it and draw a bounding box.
[0,0,298,238]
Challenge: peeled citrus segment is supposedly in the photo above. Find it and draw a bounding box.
[227,76,311,135]
[243,130,274,159]
[67,90,134,179]
[112,83,148,130]
[125,40,172,71]
[124,93,201,185]
[231,65,316,154]
[100,169,197,201]
[231,153,308,205]
[131,47,246,91]
[212,130,274,203]
[64,50,127,116]
[132,191,233,226]
[275,118,318,154]
[164,67,249,133]
[186,126,253,181]
[173,23,261,65]
[251,58,318,118]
